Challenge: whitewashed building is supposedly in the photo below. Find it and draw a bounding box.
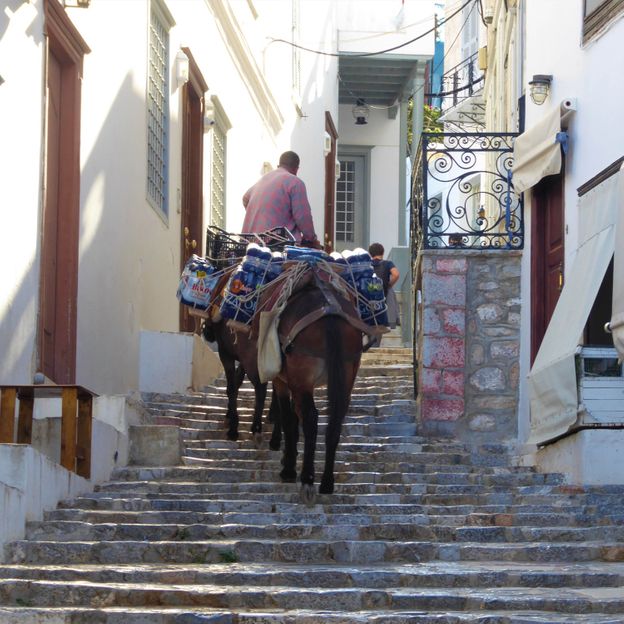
[0,0,434,397]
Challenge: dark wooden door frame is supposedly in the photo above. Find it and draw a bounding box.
[323,111,338,253]
[179,48,208,332]
[39,0,89,383]
[530,173,565,364]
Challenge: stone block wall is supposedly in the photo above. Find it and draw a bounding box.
[416,250,522,442]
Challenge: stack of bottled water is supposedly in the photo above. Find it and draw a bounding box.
[177,255,218,310]
[220,243,283,323]
[284,245,329,262]
[342,248,387,326]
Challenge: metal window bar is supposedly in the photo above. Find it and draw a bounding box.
[336,160,356,243]
[211,125,226,229]
[147,8,169,214]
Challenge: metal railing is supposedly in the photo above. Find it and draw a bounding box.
[411,132,524,258]
[434,52,484,112]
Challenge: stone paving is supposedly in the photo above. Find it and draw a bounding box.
[1,346,624,622]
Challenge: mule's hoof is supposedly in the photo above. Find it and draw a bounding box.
[319,479,334,495]
[300,484,316,507]
[269,439,281,452]
[252,432,263,448]
[226,431,239,442]
[280,469,296,483]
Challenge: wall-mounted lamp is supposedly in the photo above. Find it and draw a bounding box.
[323,131,332,157]
[529,74,552,106]
[352,98,369,125]
[175,50,190,87]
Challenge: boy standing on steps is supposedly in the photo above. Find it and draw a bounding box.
[369,242,400,331]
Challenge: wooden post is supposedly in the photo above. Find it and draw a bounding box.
[0,387,17,443]
[17,389,34,444]
[76,392,93,479]
[60,387,78,472]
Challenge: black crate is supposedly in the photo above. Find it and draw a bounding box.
[205,225,295,269]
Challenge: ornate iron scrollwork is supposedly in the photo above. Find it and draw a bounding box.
[412,132,523,251]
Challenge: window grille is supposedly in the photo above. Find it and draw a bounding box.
[211,123,227,229]
[336,160,355,243]
[147,2,170,215]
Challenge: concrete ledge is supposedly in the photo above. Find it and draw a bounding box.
[129,425,181,466]
[139,330,223,394]
[0,445,90,560]
[528,429,624,485]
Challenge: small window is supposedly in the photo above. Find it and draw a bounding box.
[583,0,624,42]
[147,0,174,216]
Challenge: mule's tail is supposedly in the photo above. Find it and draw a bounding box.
[326,316,350,419]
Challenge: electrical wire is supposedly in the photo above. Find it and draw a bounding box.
[267,0,476,59]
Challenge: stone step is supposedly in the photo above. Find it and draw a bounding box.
[3,561,624,589]
[24,519,624,544]
[42,508,624,529]
[109,464,562,489]
[7,537,624,566]
[1,578,624,613]
[1,607,622,623]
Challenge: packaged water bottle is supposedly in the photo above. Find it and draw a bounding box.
[177,255,217,309]
[242,243,272,283]
[266,251,284,281]
[358,274,388,326]
[219,265,255,323]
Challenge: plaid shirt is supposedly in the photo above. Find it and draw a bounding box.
[242,167,317,241]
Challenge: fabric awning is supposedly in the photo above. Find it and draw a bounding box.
[610,164,624,361]
[512,106,563,194]
[527,166,623,445]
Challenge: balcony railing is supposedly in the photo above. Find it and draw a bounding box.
[411,132,524,258]
[434,52,484,112]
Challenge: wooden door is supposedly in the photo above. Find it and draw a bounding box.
[39,2,88,383]
[531,174,565,363]
[323,111,338,253]
[179,49,207,332]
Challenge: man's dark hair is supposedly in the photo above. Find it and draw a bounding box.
[368,242,384,257]
[279,151,300,170]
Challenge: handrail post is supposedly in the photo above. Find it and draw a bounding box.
[60,387,79,472]
[0,388,17,443]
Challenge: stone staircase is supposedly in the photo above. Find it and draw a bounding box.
[2,347,624,622]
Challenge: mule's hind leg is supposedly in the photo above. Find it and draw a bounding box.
[296,392,318,505]
[268,389,282,451]
[275,380,297,483]
[249,379,268,447]
[222,352,245,441]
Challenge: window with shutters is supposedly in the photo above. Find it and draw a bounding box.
[147,0,174,217]
[208,96,231,229]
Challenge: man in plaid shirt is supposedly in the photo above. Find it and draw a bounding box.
[242,151,320,247]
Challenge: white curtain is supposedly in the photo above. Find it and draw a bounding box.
[512,106,562,194]
[610,164,624,361]
[528,169,621,444]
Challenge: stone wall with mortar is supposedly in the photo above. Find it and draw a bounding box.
[416,250,522,442]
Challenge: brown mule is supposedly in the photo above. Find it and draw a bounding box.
[230,265,382,504]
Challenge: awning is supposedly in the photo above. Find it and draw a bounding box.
[527,165,623,445]
[610,164,624,361]
[512,106,563,194]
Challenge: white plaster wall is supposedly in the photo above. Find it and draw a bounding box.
[0,1,46,385]
[0,444,91,558]
[138,329,222,394]
[533,430,624,485]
